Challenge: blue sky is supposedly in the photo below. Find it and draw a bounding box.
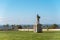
[0,0,60,25]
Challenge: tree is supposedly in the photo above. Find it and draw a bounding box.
[3,24,9,31]
[11,24,16,30]
[16,25,22,29]
[49,24,58,29]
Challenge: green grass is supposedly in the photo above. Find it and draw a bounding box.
[0,31,60,40]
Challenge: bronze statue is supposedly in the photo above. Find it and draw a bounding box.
[37,14,40,24]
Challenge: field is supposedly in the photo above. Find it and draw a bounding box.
[0,31,60,40]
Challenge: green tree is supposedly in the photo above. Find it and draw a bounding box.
[3,24,9,31]
[16,25,22,29]
[11,24,16,30]
[49,24,58,29]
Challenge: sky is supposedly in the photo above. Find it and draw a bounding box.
[0,0,60,25]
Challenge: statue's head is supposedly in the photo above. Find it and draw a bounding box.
[37,14,40,19]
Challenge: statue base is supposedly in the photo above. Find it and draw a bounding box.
[34,24,42,33]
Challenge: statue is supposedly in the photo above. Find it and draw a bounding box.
[34,14,42,33]
[37,14,40,24]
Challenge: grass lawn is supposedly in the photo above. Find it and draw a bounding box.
[0,31,60,40]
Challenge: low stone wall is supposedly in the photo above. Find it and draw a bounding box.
[43,29,60,31]
[18,29,60,31]
[18,29,34,31]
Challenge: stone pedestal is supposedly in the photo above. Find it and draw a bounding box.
[37,24,42,33]
[34,24,42,33]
